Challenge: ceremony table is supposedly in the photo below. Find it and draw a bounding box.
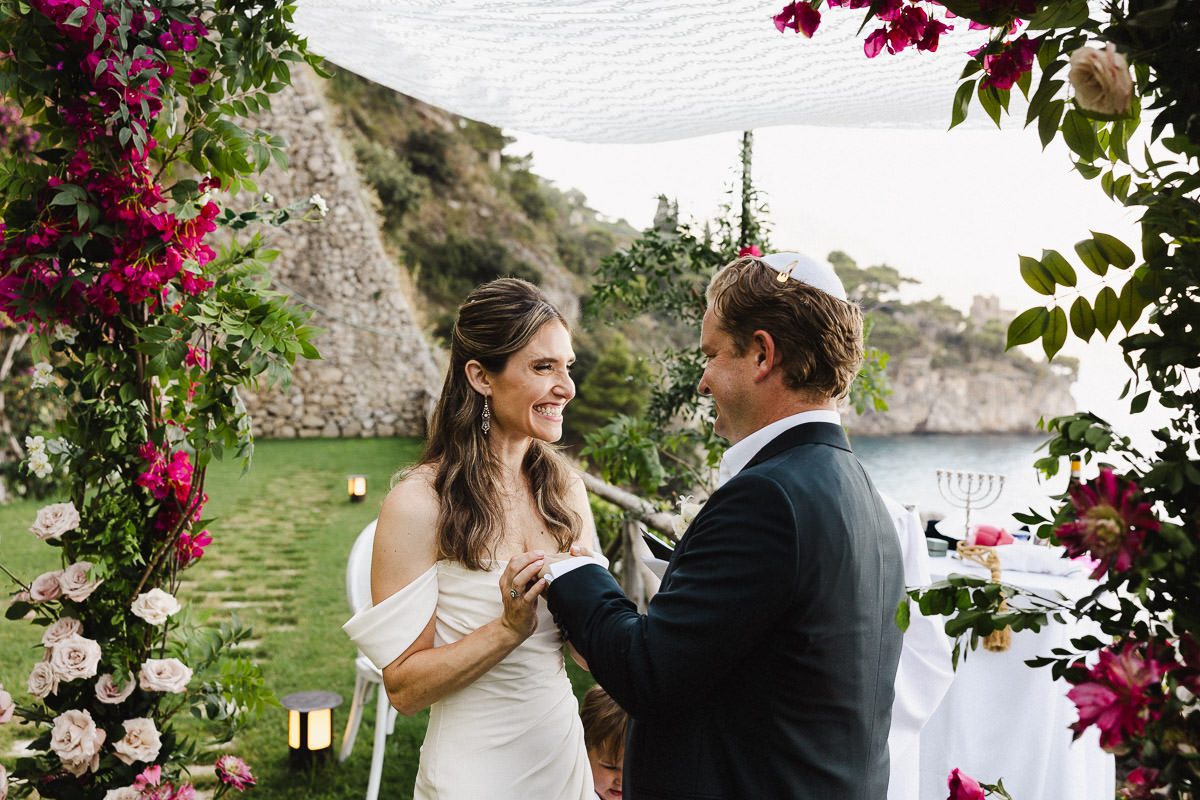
[916,556,1115,800]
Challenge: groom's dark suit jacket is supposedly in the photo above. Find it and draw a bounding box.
[549,422,904,800]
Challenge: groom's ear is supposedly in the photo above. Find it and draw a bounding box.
[751,330,781,382]
[464,360,491,395]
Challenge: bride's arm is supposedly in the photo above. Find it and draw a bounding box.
[372,470,546,716]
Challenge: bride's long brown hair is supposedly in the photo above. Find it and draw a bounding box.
[419,278,581,570]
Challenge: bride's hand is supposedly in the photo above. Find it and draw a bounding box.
[500,551,547,639]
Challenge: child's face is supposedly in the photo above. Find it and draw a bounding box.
[588,748,623,800]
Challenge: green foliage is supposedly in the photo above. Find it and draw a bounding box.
[353,139,427,225]
[403,128,456,186]
[408,233,542,316]
[563,329,653,444]
[862,0,1200,790]
[508,168,550,222]
[0,3,323,796]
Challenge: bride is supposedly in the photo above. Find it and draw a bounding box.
[344,278,600,799]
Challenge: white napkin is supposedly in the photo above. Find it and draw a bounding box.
[994,544,1090,578]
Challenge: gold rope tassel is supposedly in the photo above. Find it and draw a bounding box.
[955,542,1012,652]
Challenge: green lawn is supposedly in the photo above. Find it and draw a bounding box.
[1,437,593,799]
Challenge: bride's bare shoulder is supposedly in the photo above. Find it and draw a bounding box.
[372,464,441,600]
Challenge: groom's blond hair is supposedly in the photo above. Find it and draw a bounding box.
[706,256,864,401]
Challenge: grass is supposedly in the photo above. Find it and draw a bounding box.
[1,437,593,799]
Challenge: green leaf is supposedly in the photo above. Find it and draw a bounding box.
[895,599,911,633]
[1019,255,1056,295]
[1039,100,1064,149]
[1093,286,1120,338]
[1043,305,1068,360]
[1007,307,1048,348]
[1068,296,1095,340]
[1118,278,1150,331]
[1091,231,1135,268]
[1041,249,1076,287]
[1074,238,1110,276]
[977,82,1003,127]
[1061,109,1097,161]
[950,80,975,129]
[1025,78,1064,127]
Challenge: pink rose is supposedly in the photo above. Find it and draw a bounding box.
[50,708,106,776]
[29,570,63,603]
[49,634,102,683]
[948,768,986,800]
[0,684,14,723]
[27,661,60,699]
[95,672,137,705]
[1068,43,1133,116]
[42,617,83,647]
[59,561,102,602]
[139,658,193,693]
[29,501,81,540]
[112,717,162,765]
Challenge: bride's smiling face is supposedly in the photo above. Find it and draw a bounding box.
[479,320,575,444]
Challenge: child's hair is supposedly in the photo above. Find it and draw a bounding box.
[580,684,628,762]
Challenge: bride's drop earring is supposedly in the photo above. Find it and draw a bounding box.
[481,396,491,434]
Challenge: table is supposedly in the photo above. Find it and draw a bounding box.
[917,555,1115,800]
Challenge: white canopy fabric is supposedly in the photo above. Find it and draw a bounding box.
[291,0,996,143]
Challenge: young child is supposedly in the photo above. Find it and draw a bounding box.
[579,684,628,800]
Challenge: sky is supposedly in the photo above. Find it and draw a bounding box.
[508,123,1171,444]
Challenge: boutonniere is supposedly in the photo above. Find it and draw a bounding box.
[671,496,705,539]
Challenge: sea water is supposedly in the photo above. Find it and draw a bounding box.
[850,432,1067,539]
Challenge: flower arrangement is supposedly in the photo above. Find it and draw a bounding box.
[772,0,1200,794]
[0,1,324,797]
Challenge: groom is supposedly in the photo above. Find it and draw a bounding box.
[543,252,905,799]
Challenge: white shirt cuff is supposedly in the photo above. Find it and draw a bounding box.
[545,555,605,583]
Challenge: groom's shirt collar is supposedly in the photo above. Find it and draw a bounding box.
[717,409,842,488]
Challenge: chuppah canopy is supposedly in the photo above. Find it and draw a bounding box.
[291,0,997,144]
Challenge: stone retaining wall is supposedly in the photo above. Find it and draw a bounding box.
[237,68,442,439]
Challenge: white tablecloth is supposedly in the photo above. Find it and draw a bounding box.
[917,556,1115,800]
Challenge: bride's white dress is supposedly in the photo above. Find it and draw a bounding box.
[344,560,593,800]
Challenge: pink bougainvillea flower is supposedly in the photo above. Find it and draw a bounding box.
[1054,467,1159,579]
[188,68,210,85]
[1067,640,1172,750]
[979,34,1042,90]
[215,755,257,790]
[738,245,763,258]
[947,768,986,800]
[1120,766,1162,799]
[176,530,212,566]
[773,1,821,37]
[864,26,889,57]
[185,344,208,370]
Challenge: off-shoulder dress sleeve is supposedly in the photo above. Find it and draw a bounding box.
[342,564,438,670]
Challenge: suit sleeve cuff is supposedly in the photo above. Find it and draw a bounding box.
[545,555,605,583]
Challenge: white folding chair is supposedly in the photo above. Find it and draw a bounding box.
[339,519,399,800]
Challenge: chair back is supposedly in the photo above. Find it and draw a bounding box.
[346,519,378,614]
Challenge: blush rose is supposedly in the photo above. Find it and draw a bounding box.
[1068,43,1133,116]
[50,708,106,777]
[112,717,162,765]
[29,501,81,540]
[131,587,182,625]
[139,658,193,693]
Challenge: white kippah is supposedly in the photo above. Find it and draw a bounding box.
[758,251,848,302]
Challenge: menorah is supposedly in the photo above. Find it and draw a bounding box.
[936,469,1006,540]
